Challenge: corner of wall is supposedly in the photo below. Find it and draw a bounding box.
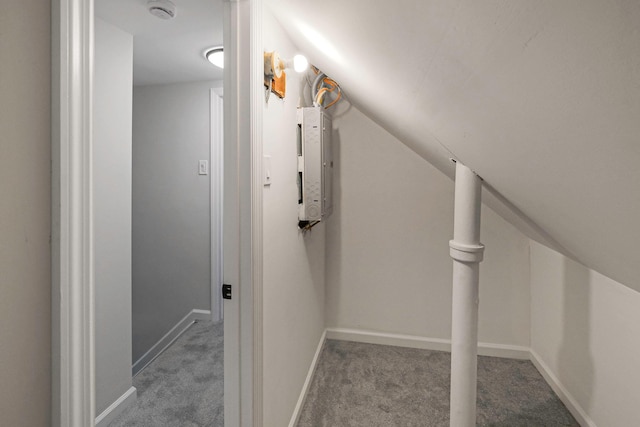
[94,17,134,414]
[95,387,137,427]
[527,238,533,349]
[262,7,328,426]
[529,240,640,427]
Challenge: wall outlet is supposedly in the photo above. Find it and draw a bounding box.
[263,155,272,186]
[199,160,208,175]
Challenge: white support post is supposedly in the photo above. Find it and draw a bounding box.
[449,161,484,427]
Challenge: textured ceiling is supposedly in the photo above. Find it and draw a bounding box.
[96,0,224,86]
[267,0,640,291]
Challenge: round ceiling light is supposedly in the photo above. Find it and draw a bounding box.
[147,0,177,20]
[205,47,224,69]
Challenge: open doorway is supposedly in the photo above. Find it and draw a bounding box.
[93,0,225,425]
[53,0,258,424]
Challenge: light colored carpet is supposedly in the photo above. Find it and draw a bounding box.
[297,339,579,427]
[108,320,223,427]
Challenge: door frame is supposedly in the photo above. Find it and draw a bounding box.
[51,0,263,425]
[210,87,224,323]
[51,0,95,425]
[222,0,264,425]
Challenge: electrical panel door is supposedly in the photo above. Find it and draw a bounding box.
[297,107,333,224]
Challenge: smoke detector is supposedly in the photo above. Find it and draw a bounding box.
[147,0,177,20]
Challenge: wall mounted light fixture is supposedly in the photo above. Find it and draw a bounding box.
[264,51,308,100]
[264,52,308,77]
[205,47,224,69]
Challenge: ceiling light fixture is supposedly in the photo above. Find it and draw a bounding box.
[205,47,224,69]
[147,0,177,20]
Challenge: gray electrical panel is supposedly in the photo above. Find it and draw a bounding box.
[297,107,333,223]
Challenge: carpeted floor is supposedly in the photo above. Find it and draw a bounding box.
[297,339,579,427]
[108,320,224,427]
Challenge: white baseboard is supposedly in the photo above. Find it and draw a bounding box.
[477,341,530,360]
[132,309,212,376]
[288,330,327,427]
[530,350,596,427]
[325,328,530,360]
[95,386,137,427]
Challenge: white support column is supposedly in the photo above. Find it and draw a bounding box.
[449,161,484,427]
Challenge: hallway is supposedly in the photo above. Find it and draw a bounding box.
[109,321,223,427]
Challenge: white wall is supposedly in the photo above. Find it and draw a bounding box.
[132,80,220,362]
[326,108,530,347]
[530,241,640,427]
[94,18,134,414]
[262,8,327,426]
[0,2,51,425]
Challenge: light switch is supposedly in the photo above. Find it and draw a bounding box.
[263,155,272,186]
[199,160,208,175]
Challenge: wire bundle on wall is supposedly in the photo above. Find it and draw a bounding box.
[298,219,320,231]
[310,66,342,109]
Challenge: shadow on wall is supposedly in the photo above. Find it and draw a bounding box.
[296,120,337,306]
[302,216,326,305]
[324,127,342,319]
[558,257,594,413]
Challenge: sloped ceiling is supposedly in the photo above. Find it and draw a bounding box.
[267,0,640,292]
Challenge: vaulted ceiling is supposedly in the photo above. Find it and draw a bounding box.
[267,0,640,292]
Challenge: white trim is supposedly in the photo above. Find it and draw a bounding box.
[325,328,530,360]
[326,328,450,352]
[250,0,264,425]
[530,350,596,427]
[222,1,242,425]
[476,342,531,360]
[223,0,263,425]
[52,0,95,426]
[132,309,212,376]
[94,386,137,427]
[288,331,327,427]
[210,88,224,323]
